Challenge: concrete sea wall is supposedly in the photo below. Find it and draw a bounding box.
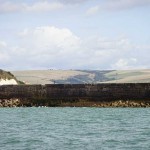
[0,83,150,107]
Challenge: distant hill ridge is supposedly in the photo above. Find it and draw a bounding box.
[12,69,150,85]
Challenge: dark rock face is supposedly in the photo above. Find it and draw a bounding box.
[0,83,150,107]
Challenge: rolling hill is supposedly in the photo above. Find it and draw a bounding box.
[12,69,150,85]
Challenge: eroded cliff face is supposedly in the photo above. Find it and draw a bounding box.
[0,79,18,85]
[0,69,18,85]
[0,83,150,107]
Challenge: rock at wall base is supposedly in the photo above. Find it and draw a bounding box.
[0,99,150,107]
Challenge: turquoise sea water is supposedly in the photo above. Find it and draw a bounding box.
[0,108,150,150]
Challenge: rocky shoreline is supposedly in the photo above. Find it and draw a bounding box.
[0,99,150,107]
[0,99,21,107]
[61,100,150,107]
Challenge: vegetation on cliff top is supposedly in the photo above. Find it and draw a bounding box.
[0,69,24,84]
[0,69,15,80]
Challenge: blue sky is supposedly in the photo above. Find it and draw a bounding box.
[0,0,150,70]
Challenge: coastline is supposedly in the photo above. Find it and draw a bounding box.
[1,83,150,107]
[0,98,150,107]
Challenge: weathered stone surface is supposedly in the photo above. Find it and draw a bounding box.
[0,83,150,107]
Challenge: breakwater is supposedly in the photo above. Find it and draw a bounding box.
[0,83,150,107]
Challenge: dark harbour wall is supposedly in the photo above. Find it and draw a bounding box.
[0,83,150,107]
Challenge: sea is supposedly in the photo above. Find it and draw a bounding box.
[0,108,150,150]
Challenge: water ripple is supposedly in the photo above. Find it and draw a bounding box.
[0,108,150,150]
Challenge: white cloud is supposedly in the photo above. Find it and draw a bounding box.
[0,1,64,13]
[0,26,150,70]
[111,58,138,70]
[25,1,64,12]
[19,26,80,53]
[8,26,81,69]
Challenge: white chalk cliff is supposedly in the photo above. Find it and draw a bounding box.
[0,79,18,85]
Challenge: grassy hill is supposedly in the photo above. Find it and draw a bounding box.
[12,69,150,85]
[105,70,150,83]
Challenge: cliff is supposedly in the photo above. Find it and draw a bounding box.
[0,69,23,85]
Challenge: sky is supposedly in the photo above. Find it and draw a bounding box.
[0,0,150,70]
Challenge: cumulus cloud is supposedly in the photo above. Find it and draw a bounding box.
[0,26,149,70]
[111,58,137,70]
[7,26,81,69]
[0,1,64,13]
[19,26,80,53]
